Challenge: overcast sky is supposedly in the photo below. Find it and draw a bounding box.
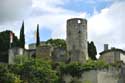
[0,0,125,56]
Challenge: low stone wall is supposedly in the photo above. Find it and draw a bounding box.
[63,68,124,83]
[52,48,67,62]
[36,46,53,60]
[8,48,24,64]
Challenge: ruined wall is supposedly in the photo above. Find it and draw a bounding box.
[63,68,124,83]
[52,47,67,62]
[36,45,53,61]
[8,47,24,64]
[99,51,125,64]
[63,70,97,83]
[97,68,120,83]
[66,18,88,63]
[120,53,125,63]
[24,49,36,58]
[100,52,115,64]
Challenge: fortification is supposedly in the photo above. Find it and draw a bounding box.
[66,18,88,63]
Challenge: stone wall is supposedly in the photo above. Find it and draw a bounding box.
[63,68,125,83]
[36,45,53,61]
[97,68,120,83]
[63,70,97,83]
[100,52,115,64]
[24,49,36,58]
[52,47,67,62]
[8,47,24,64]
[99,51,125,64]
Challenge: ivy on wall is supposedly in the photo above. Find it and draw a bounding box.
[60,60,110,77]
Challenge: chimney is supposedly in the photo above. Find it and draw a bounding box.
[104,44,108,51]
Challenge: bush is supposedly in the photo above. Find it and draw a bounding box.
[60,60,109,77]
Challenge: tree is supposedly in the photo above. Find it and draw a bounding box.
[36,24,40,47]
[20,59,58,83]
[0,57,59,83]
[46,39,66,49]
[0,30,19,51]
[0,64,22,83]
[19,21,25,49]
[88,41,97,60]
[0,30,19,62]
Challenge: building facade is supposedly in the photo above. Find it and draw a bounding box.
[100,48,125,64]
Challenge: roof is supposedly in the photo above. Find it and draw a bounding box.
[25,49,36,51]
[29,41,46,46]
[100,48,125,55]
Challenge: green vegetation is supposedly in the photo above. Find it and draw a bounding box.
[46,39,97,60]
[0,58,58,83]
[60,60,109,77]
[88,41,97,60]
[46,39,66,49]
[0,30,19,51]
[14,55,29,65]
[0,64,22,83]
[0,30,19,62]
[19,21,25,49]
[0,56,122,83]
[36,24,40,47]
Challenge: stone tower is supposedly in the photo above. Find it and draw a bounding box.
[66,18,88,63]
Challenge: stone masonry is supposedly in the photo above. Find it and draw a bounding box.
[66,18,88,63]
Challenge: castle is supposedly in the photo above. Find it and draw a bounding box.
[8,18,89,64]
[7,17,125,64]
[5,18,125,83]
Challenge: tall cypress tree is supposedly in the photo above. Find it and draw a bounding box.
[36,24,40,47]
[19,21,25,49]
[88,41,97,60]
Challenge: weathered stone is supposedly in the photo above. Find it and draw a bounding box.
[63,68,125,83]
[66,18,88,63]
[36,45,53,61]
[100,48,125,64]
[8,47,24,64]
[52,47,67,62]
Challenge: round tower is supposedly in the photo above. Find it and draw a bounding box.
[66,18,88,63]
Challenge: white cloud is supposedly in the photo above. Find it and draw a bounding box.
[88,1,125,56]
[0,0,32,23]
[0,0,124,54]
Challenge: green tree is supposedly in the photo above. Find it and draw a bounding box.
[36,24,40,47]
[0,30,19,62]
[0,30,19,51]
[20,59,58,83]
[46,39,66,49]
[0,64,22,83]
[88,41,97,60]
[19,21,25,49]
[1,57,59,83]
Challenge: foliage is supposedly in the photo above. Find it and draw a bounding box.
[36,24,40,47]
[0,58,59,83]
[19,21,25,48]
[14,55,29,65]
[0,73,22,83]
[60,60,109,77]
[0,30,19,62]
[20,59,58,83]
[88,41,97,60]
[0,57,123,83]
[0,30,19,52]
[46,39,66,49]
[0,64,22,83]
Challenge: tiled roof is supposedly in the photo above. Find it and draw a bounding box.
[100,48,125,55]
